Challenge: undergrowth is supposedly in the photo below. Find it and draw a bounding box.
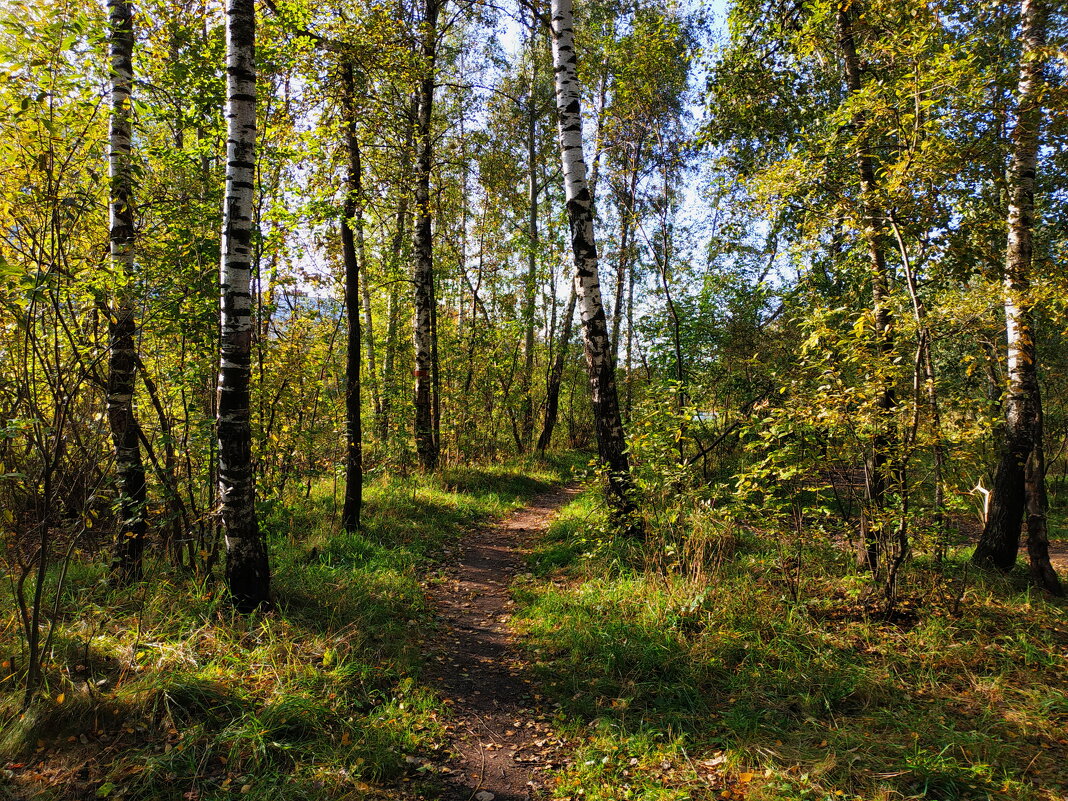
[516,487,1068,801]
[0,456,577,801]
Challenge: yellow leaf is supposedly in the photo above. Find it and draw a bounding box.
[739,772,755,783]
[56,693,65,705]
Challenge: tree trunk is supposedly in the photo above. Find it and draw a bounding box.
[520,35,540,451]
[837,4,896,574]
[890,216,948,559]
[218,0,270,612]
[610,140,641,362]
[381,184,409,445]
[974,0,1062,594]
[412,0,442,471]
[538,284,576,453]
[624,240,635,421]
[106,0,148,585]
[361,273,380,431]
[1026,435,1061,593]
[340,64,363,532]
[360,224,381,436]
[550,0,637,529]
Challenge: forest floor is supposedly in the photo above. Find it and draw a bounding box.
[2,461,1067,801]
[0,459,583,801]
[422,484,579,800]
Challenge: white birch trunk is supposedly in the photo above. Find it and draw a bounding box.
[218,0,270,611]
[550,0,636,527]
[975,0,1062,595]
[107,0,148,584]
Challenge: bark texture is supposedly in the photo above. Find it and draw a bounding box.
[219,0,270,612]
[341,64,363,532]
[837,5,897,573]
[107,0,148,585]
[412,0,442,471]
[974,0,1062,595]
[550,0,637,527]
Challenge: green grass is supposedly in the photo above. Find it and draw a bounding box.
[0,454,579,801]
[515,488,1068,801]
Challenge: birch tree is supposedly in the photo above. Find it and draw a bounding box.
[549,0,637,527]
[218,0,270,611]
[106,0,148,584]
[973,0,1062,595]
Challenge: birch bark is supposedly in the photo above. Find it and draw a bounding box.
[107,0,148,585]
[550,0,637,527]
[218,0,270,611]
[973,0,1062,594]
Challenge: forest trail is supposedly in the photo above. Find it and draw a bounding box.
[422,484,579,801]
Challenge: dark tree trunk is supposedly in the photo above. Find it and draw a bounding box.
[107,0,148,585]
[1026,434,1061,592]
[412,0,442,471]
[610,140,641,363]
[360,222,381,436]
[520,36,540,451]
[538,285,576,453]
[381,176,409,445]
[219,0,270,612]
[340,64,363,532]
[837,4,897,574]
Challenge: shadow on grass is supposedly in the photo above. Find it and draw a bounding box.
[516,498,1068,801]
[0,459,580,801]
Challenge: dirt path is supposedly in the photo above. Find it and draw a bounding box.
[422,485,579,801]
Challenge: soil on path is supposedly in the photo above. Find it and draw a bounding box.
[422,485,579,801]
